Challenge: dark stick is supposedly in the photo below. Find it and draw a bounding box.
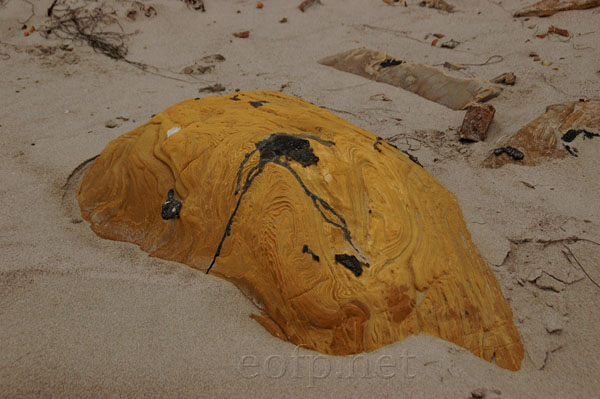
[564,244,600,290]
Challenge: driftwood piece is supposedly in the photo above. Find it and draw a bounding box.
[491,72,516,86]
[483,101,600,168]
[514,0,600,17]
[319,48,501,110]
[78,91,523,370]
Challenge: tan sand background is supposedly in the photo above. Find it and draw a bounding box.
[1,0,599,397]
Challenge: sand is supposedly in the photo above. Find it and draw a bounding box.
[1,0,599,397]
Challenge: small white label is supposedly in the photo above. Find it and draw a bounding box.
[167,127,181,137]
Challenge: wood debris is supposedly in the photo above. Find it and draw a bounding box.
[514,0,600,17]
[491,72,516,85]
[548,25,570,37]
[319,48,501,110]
[459,104,495,142]
[483,101,600,168]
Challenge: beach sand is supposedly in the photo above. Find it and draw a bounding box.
[1,0,599,397]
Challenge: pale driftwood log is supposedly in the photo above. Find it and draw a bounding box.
[318,48,501,110]
[78,91,523,370]
[514,0,600,17]
[483,101,600,168]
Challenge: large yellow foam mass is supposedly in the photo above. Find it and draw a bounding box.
[78,91,523,370]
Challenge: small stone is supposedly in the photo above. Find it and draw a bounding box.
[105,120,119,129]
[471,388,486,398]
[183,66,194,74]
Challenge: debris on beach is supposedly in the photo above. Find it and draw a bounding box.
[105,120,119,129]
[561,128,599,156]
[104,117,128,129]
[491,72,516,85]
[441,39,460,49]
[233,31,250,38]
[40,3,130,61]
[493,146,525,160]
[470,389,486,399]
[78,91,523,371]
[561,128,600,142]
[201,54,226,63]
[443,61,466,71]
[370,93,392,102]
[483,101,600,168]
[419,0,455,12]
[199,83,226,92]
[548,25,570,37]
[183,64,213,74]
[299,0,321,12]
[459,104,495,142]
[182,54,225,75]
[126,2,157,20]
[318,48,501,110]
[514,0,600,17]
[183,0,205,12]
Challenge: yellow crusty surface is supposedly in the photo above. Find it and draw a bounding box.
[77,91,523,370]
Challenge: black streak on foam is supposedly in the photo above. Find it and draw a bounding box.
[302,245,320,262]
[335,254,370,277]
[561,129,599,157]
[161,189,182,220]
[375,137,423,167]
[206,133,360,274]
[561,129,600,143]
[250,100,269,108]
[380,58,403,68]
